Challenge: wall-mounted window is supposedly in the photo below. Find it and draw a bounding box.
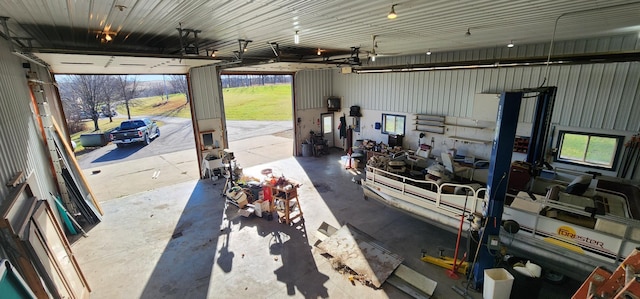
[381,114,405,135]
[555,131,624,170]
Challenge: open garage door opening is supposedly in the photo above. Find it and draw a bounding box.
[55,74,199,201]
[220,74,294,168]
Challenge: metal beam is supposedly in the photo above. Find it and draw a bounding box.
[471,91,523,289]
[526,87,557,171]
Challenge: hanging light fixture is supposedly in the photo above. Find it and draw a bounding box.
[371,55,376,62]
[104,33,113,41]
[507,40,515,48]
[294,31,300,44]
[387,4,397,19]
[465,28,471,37]
[317,48,322,56]
[426,49,432,55]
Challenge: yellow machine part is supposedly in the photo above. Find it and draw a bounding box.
[421,254,469,275]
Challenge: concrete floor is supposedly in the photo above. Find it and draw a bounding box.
[72,145,579,298]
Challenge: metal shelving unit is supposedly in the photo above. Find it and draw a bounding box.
[414,114,445,134]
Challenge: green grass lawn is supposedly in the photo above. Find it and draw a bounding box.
[223,84,292,120]
[116,94,191,118]
[112,84,292,121]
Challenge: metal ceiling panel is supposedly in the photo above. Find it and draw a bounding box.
[1,0,639,73]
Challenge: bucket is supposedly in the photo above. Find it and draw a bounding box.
[483,268,514,299]
[507,257,542,299]
[341,156,357,168]
[302,143,312,157]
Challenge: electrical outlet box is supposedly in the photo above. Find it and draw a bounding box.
[488,235,500,250]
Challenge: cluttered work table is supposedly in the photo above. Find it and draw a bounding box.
[264,177,303,225]
[211,151,304,225]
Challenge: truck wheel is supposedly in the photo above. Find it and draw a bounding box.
[144,133,150,145]
[116,144,124,148]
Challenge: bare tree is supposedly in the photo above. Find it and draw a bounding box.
[152,82,168,103]
[115,75,139,119]
[66,75,109,131]
[169,75,189,103]
[102,76,120,123]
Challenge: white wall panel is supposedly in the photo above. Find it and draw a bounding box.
[333,62,640,132]
[294,69,334,110]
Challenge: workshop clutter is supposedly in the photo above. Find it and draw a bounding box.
[226,186,248,208]
[224,170,303,224]
[357,139,403,155]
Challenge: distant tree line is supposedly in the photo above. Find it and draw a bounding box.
[221,75,292,88]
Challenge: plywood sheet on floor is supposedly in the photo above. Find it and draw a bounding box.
[315,223,403,288]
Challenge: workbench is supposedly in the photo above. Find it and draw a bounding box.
[265,182,303,225]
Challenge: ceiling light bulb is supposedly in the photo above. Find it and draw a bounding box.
[371,55,376,62]
[104,34,112,41]
[317,49,321,55]
[294,31,299,44]
[507,40,514,48]
[426,50,432,55]
[387,4,397,19]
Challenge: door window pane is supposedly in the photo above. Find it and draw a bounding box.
[323,116,332,133]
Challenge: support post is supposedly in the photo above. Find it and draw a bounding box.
[471,91,523,289]
[526,87,557,170]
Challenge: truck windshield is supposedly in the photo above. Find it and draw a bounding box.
[119,121,145,130]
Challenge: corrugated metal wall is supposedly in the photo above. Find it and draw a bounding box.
[0,38,57,204]
[190,65,223,120]
[294,69,334,110]
[334,63,640,131]
[332,35,640,132]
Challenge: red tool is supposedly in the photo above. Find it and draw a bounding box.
[447,194,469,279]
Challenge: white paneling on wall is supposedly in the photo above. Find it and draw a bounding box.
[295,69,334,110]
[334,62,640,132]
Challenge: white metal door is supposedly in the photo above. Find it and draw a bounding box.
[321,113,334,147]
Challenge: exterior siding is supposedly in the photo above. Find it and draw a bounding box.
[190,66,223,120]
